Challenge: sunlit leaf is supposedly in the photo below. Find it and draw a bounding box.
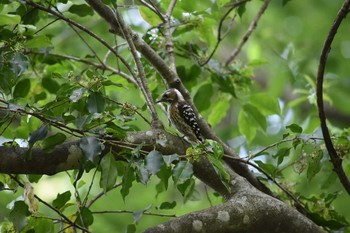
[138,6,162,26]
[208,97,231,127]
[0,14,21,25]
[250,93,280,115]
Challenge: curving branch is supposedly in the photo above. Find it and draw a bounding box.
[316,0,350,196]
[144,176,324,233]
[224,0,271,66]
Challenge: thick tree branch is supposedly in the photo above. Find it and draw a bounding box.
[0,130,230,198]
[316,0,350,196]
[144,176,324,233]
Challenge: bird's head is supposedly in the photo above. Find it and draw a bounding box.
[156,88,184,104]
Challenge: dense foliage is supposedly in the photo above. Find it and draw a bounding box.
[0,0,350,232]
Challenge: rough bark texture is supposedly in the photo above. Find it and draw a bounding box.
[145,176,325,233]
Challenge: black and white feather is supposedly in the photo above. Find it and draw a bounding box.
[157,88,204,143]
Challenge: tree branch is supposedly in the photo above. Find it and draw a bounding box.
[144,176,324,233]
[225,0,271,66]
[316,0,350,196]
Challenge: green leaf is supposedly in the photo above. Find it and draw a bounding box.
[163,154,179,166]
[9,201,30,232]
[28,125,49,146]
[157,201,176,210]
[156,165,172,191]
[237,2,246,18]
[126,224,136,233]
[136,165,149,185]
[24,35,52,48]
[255,160,277,176]
[10,53,29,77]
[138,6,162,26]
[100,152,118,193]
[307,150,323,181]
[206,139,224,159]
[13,78,30,98]
[207,155,230,183]
[176,178,195,201]
[208,96,231,127]
[42,77,60,94]
[0,14,21,25]
[79,136,104,163]
[76,207,94,227]
[274,147,291,165]
[68,4,94,17]
[87,92,105,113]
[286,123,303,133]
[145,151,164,175]
[173,161,193,184]
[194,83,213,112]
[243,104,267,131]
[27,174,42,183]
[238,109,256,142]
[121,166,135,200]
[133,205,152,224]
[250,93,280,115]
[52,191,71,210]
[42,133,66,152]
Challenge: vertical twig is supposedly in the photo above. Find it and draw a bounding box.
[112,7,162,128]
[225,0,271,66]
[316,0,350,196]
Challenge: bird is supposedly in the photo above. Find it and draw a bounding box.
[156,88,204,144]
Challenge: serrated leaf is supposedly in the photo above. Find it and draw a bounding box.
[13,78,30,98]
[173,161,193,184]
[79,136,104,163]
[28,125,49,146]
[68,4,94,17]
[42,133,66,152]
[87,92,105,113]
[52,191,71,210]
[286,123,303,133]
[145,151,164,175]
[100,152,118,193]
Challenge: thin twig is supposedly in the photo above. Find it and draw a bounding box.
[25,0,135,85]
[200,0,249,66]
[92,210,176,218]
[316,0,350,196]
[87,182,122,208]
[225,0,271,66]
[9,175,90,232]
[163,0,178,74]
[112,7,162,128]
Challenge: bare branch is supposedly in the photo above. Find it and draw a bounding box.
[316,0,350,196]
[225,0,271,66]
[112,7,162,128]
[145,176,324,233]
